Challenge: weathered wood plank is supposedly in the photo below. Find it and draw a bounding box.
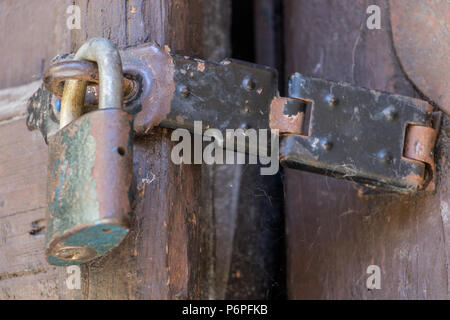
[0,0,217,299]
[1,0,281,300]
[66,0,206,300]
[0,81,41,123]
[0,119,48,274]
[76,129,203,299]
[254,0,284,84]
[284,0,449,299]
[1,269,67,300]
[0,115,83,299]
[0,0,70,89]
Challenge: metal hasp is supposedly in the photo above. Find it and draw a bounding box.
[280,74,437,193]
[45,38,133,266]
[28,41,440,202]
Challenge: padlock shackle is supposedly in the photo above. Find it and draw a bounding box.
[59,38,123,128]
[74,38,123,110]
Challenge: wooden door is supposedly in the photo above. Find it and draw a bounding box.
[0,0,285,300]
[280,0,449,299]
[0,0,447,300]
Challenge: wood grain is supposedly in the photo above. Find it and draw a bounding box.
[0,0,283,300]
[0,115,82,299]
[77,130,203,299]
[284,0,449,299]
[0,0,229,299]
[0,0,71,89]
[69,0,220,299]
[0,81,41,123]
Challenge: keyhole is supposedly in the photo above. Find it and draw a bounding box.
[117,146,125,156]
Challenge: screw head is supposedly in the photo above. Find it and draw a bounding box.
[325,94,338,107]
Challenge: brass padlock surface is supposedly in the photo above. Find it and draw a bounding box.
[46,38,132,266]
[46,109,133,265]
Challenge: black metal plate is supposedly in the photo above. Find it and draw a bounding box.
[280,73,434,192]
[162,56,278,133]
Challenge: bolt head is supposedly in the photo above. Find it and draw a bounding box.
[242,77,256,91]
[382,106,397,121]
[178,85,190,98]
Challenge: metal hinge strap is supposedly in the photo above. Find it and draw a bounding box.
[26,42,441,193]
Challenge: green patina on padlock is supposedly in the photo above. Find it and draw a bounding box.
[46,38,133,266]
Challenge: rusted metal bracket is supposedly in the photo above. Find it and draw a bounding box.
[27,42,440,193]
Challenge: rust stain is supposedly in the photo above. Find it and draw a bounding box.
[403,124,438,190]
[43,60,135,106]
[46,108,132,265]
[269,96,304,134]
[91,110,133,225]
[404,124,437,168]
[0,267,52,281]
[404,173,423,189]
[196,61,205,72]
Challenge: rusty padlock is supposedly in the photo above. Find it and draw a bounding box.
[46,38,133,266]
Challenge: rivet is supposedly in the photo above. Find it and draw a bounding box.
[178,85,190,98]
[382,106,397,121]
[325,94,338,107]
[242,77,256,91]
[320,138,333,151]
[377,149,392,165]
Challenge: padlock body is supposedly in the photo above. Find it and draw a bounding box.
[46,109,133,266]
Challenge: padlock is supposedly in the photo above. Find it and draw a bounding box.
[45,38,133,266]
